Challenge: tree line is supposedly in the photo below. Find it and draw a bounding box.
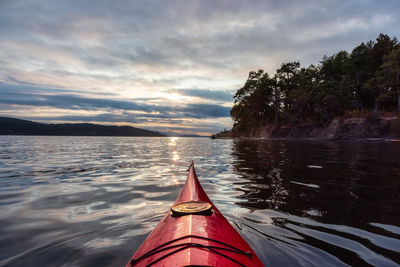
[231,34,400,134]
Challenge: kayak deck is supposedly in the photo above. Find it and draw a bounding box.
[127,163,264,267]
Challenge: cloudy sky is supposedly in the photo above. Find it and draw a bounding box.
[0,0,399,135]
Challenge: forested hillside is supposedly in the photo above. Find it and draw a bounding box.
[0,117,165,137]
[231,34,400,135]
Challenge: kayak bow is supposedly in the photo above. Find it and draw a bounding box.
[127,162,264,267]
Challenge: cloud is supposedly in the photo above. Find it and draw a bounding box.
[1,0,399,134]
[168,89,234,102]
[0,83,230,119]
[2,1,399,78]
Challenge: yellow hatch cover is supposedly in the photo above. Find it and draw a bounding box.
[171,201,212,217]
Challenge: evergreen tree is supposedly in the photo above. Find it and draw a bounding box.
[230,34,400,134]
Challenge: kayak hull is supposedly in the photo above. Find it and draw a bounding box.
[127,164,264,267]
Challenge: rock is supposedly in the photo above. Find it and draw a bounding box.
[240,116,400,140]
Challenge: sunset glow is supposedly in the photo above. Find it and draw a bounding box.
[0,0,398,136]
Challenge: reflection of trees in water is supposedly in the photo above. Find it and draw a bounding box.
[231,140,289,210]
[231,140,400,226]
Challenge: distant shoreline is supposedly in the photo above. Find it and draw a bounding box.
[0,134,210,138]
[0,117,166,137]
[0,134,168,137]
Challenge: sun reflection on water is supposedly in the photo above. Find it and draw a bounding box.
[168,137,179,146]
[169,174,180,186]
[172,151,180,161]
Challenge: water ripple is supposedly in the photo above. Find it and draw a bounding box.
[0,136,399,266]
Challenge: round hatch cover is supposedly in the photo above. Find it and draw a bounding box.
[171,201,212,217]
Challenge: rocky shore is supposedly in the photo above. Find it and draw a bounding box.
[219,116,400,140]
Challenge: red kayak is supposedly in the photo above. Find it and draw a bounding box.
[127,162,264,266]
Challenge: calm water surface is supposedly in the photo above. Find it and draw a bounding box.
[0,136,399,266]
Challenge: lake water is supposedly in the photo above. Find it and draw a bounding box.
[0,136,399,266]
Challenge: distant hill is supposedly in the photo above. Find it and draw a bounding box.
[0,117,165,137]
[178,134,207,138]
